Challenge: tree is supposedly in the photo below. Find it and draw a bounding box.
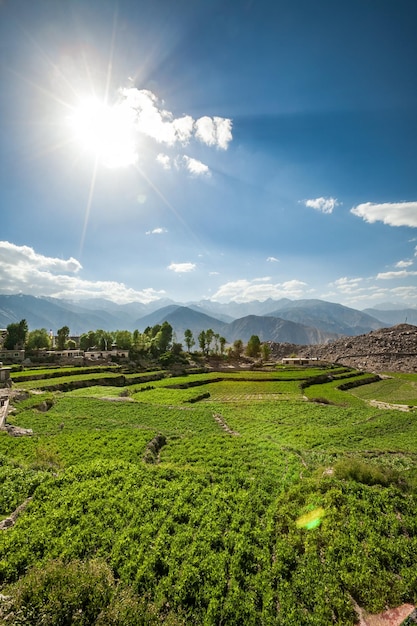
[79,331,97,351]
[205,329,214,355]
[4,319,28,349]
[232,339,243,358]
[261,342,271,361]
[219,336,227,355]
[184,329,195,353]
[27,328,51,352]
[56,326,70,351]
[89,329,113,351]
[152,321,173,356]
[246,335,261,358]
[113,330,132,350]
[198,330,207,354]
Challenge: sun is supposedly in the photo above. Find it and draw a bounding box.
[69,97,138,168]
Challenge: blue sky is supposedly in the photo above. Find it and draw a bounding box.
[1,0,417,309]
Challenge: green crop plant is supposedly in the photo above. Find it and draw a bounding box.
[1,367,417,624]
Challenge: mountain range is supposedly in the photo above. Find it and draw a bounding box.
[0,294,415,345]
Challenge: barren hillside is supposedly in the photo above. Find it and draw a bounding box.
[306,323,417,373]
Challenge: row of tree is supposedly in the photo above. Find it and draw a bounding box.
[2,319,270,361]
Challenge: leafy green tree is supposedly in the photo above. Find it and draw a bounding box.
[205,328,214,354]
[27,328,51,352]
[56,326,70,351]
[113,330,132,350]
[198,330,207,354]
[246,335,261,358]
[4,319,28,349]
[184,329,195,353]
[151,321,173,355]
[79,331,97,351]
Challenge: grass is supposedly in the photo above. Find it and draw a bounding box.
[349,373,417,406]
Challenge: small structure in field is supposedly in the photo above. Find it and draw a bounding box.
[281,357,320,366]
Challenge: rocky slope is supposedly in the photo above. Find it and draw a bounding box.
[268,324,417,372]
[305,323,417,373]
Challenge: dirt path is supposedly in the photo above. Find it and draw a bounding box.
[355,602,416,625]
[369,400,414,412]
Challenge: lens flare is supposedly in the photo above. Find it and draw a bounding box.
[296,507,325,530]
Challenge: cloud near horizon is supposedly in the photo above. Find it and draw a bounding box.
[211,278,308,303]
[351,201,417,227]
[0,241,164,304]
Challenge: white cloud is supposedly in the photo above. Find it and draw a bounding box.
[326,272,417,308]
[183,156,211,177]
[0,241,163,304]
[0,241,82,274]
[194,116,233,150]
[119,88,232,152]
[396,259,413,268]
[156,153,171,169]
[211,278,308,302]
[172,115,195,143]
[168,262,196,273]
[304,197,339,214]
[376,270,417,280]
[266,256,279,263]
[331,276,364,293]
[156,152,211,176]
[145,227,167,235]
[351,201,417,227]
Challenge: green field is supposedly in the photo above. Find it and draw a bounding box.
[1,366,417,625]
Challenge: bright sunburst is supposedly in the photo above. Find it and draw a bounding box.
[69,97,138,168]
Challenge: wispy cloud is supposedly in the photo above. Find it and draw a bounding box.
[351,201,417,227]
[145,227,167,235]
[156,153,171,169]
[156,153,211,176]
[168,262,196,273]
[326,273,417,307]
[376,270,417,280]
[304,197,339,214]
[212,278,308,302]
[266,256,279,263]
[0,241,163,304]
[182,155,211,177]
[331,276,364,293]
[396,259,413,268]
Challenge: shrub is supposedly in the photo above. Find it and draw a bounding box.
[3,559,114,625]
[333,458,401,488]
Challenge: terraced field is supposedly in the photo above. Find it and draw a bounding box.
[0,365,416,625]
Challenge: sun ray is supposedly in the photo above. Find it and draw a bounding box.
[133,162,208,256]
[79,154,100,260]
